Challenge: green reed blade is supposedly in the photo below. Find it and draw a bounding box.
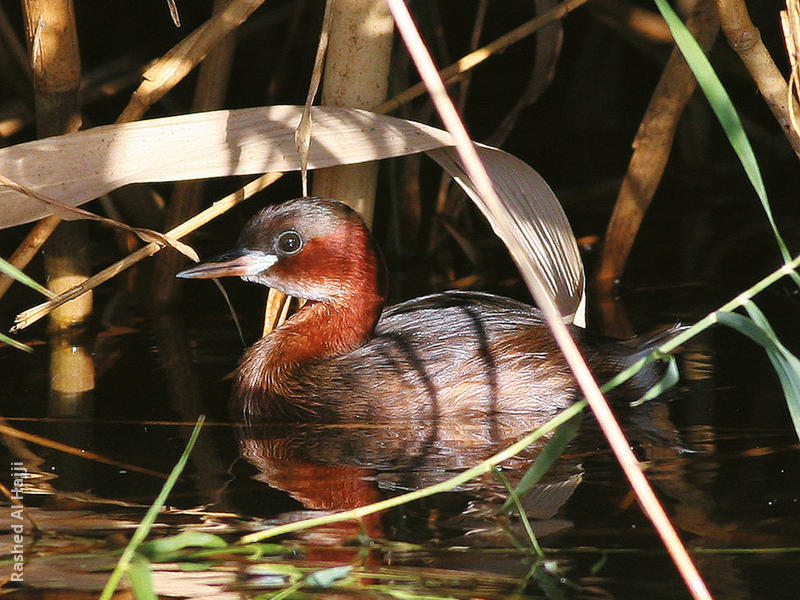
[500,412,582,514]
[0,257,56,299]
[99,416,205,600]
[715,310,800,439]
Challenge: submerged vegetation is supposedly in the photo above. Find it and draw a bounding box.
[0,1,799,598]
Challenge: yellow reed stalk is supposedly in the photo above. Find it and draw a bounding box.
[312,0,395,226]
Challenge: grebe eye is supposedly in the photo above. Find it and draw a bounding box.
[277,230,303,254]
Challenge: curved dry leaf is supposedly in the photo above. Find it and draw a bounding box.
[427,145,584,324]
[0,105,583,321]
[0,106,453,228]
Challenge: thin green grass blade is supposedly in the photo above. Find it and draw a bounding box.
[494,466,544,556]
[500,413,582,514]
[127,555,157,600]
[138,531,226,560]
[715,311,800,439]
[99,416,206,600]
[653,0,797,280]
[178,562,213,571]
[0,332,32,353]
[741,301,800,435]
[0,257,53,352]
[629,355,680,407]
[0,257,56,299]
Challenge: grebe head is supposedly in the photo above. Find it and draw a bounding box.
[178,197,388,305]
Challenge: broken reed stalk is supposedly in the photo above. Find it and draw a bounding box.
[715,0,800,159]
[384,1,711,599]
[151,0,238,306]
[296,3,332,198]
[22,0,82,136]
[262,287,287,337]
[594,0,719,325]
[13,173,284,332]
[10,2,587,328]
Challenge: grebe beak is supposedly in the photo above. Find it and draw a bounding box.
[177,248,278,280]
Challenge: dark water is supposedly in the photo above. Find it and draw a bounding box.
[1,268,799,599]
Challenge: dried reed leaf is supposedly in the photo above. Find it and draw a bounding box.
[166,0,181,27]
[0,105,582,320]
[428,146,584,324]
[0,106,452,228]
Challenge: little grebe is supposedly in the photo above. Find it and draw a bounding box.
[178,197,668,422]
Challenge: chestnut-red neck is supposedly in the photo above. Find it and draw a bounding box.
[268,292,384,365]
[236,219,387,408]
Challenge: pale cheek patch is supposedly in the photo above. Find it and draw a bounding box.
[239,252,279,281]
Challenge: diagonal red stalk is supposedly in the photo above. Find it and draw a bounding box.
[384,1,712,598]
